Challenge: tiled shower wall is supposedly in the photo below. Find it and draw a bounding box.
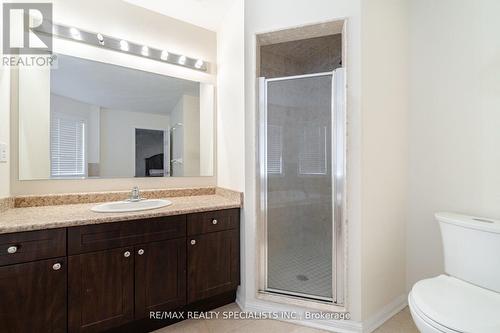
[260,34,342,79]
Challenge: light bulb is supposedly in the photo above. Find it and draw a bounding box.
[161,50,169,61]
[141,45,149,56]
[97,33,104,45]
[178,55,186,65]
[120,40,129,52]
[70,27,81,40]
[195,59,204,69]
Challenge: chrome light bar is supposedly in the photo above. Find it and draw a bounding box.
[35,22,208,72]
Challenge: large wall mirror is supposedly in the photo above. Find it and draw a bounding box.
[18,54,214,180]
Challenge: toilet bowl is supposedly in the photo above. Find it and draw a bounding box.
[408,275,500,333]
[409,213,500,333]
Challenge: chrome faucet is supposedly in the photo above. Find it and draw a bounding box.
[129,186,141,202]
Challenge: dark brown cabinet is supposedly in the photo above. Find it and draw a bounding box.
[68,247,135,333]
[0,257,67,333]
[187,209,239,236]
[0,208,239,333]
[135,239,187,318]
[67,215,186,255]
[68,241,188,333]
[0,229,66,266]
[187,229,240,303]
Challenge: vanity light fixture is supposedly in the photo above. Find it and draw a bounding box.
[69,27,81,40]
[39,23,208,72]
[195,59,204,69]
[161,50,169,61]
[120,40,129,52]
[96,33,105,45]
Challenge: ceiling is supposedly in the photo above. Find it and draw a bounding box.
[51,54,199,114]
[122,0,235,31]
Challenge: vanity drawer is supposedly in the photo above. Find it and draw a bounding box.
[68,215,186,255]
[187,209,239,236]
[0,229,66,266]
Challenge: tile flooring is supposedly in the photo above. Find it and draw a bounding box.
[154,303,419,333]
[268,243,332,299]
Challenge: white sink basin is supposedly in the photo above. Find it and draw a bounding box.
[91,199,172,213]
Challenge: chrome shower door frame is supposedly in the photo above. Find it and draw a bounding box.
[258,70,347,307]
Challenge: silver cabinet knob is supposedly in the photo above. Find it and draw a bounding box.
[138,249,145,255]
[52,263,61,271]
[124,251,131,258]
[190,240,196,245]
[7,246,17,254]
[212,219,218,225]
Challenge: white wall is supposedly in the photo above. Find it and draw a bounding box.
[53,0,217,76]
[170,97,184,176]
[10,0,217,195]
[183,95,201,177]
[243,0,363,324]
[170,95,201,177]
[18,66,51,180]
[200,84,215,177]
[0,67,10,199]
[216,0,245,191]
[88,105,100,165]
[0,3,9,198]
[407,0,500,289]
[361,0,409,322]
[100,109,170,178]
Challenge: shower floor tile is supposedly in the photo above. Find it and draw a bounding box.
[268,244,332,299]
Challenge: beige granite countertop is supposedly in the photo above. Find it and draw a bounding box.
[0,194,241,234]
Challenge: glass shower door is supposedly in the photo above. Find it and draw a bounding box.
[260,70,345,303]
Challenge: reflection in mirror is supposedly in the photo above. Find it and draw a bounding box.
[18,54,214,180]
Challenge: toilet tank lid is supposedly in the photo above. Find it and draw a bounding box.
[435,212,500,234]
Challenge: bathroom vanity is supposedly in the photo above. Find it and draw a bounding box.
[0,196,240,333]
[2,12,241,332]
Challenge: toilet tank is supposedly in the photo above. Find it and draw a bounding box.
[436,212,500,293]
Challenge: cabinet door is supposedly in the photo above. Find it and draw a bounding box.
[187,229,239,303]
[0,257,67,333]
[68,247,134,333]
[135,238,186,318]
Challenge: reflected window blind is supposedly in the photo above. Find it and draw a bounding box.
[267,125,283,174]
[50,114,86,177]
[299,126,327,175]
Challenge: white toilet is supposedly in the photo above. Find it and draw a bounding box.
[408,212,500,333]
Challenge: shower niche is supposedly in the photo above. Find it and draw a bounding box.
[258,21,346,308]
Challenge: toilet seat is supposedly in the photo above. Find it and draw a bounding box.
[409,292,462,333]
[410,275,500,333]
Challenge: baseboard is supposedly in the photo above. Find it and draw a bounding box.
[236,293,408,333]
[235,286,245,310]
[236,294,363,333]
[361,294,408,333]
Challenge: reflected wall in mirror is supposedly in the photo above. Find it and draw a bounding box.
[18,54,214,180]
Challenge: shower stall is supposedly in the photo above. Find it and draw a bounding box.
[259,68,346,305]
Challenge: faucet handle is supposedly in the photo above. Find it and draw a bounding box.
[130,186,141,201]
